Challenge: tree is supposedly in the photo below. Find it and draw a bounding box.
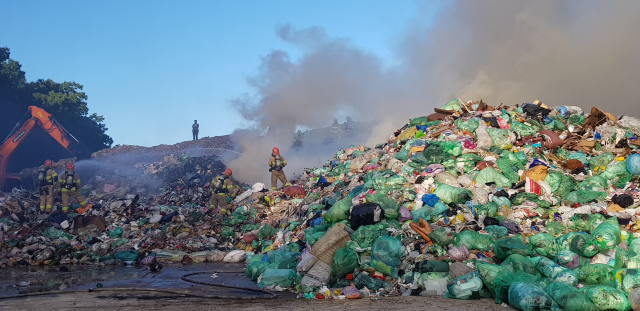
[0,47,112,155]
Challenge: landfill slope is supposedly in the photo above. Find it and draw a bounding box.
[2,98,640,310]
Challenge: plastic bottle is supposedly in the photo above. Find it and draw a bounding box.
[320,284,331,298]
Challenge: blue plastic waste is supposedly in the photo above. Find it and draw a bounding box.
[628,154,640,175]
[422,194,439,207]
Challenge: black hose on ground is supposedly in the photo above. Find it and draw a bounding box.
[0,270,276,300]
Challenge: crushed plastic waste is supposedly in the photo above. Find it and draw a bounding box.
[2,99,640,309]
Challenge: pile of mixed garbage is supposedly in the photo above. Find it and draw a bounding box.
[3,99,640,310]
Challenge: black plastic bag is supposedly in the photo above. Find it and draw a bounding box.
[350,203,383,230]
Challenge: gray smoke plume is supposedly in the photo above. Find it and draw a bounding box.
[227,0,640,185]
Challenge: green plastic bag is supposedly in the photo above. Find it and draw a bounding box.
[109,227,123,238]
[501,254,538,276]
[393,149,410,162]
[510,121,537,137]
[412,201,448,222]
[43,227,64,238]
[415,260,449,273]
[350,224,388,248]
[331,247,358,280]
[455,117,480,133]
[267,250,300,269]
[496,157,521,184]
[487,128,515,149]
[441,98,462,111]
[457,153,483,172]
[365,194,399,219]
[494,236,531,259]
[569,213,602,233]
[592,217,622,251]
[429,228,456,246]
[423,145,453,165]
[454,231,494,252]
[477,202,499,218]
[494,271,541,304]
[323,197,352,223]
[353,272,389,290]
[602,161,629,180]
[581,285,631,311]
[477,262,512,293]
[446,270,484,300]
[246,261,277,281]
[546,222,566,236]
[257,224,279,239]
[441,141,463,157]
[589,152,614,175]
[114,250,138,262]
[532,256,577,285]
[484,225,508,240]
[569,234,600,258]
[512,192,552,208]
[579,176,609,192]
[565,190,607,205]
[474,166,512,188]
[529,233,560,258]
[508,282,560,311]
[433,184,472,204]
[555,174,577,197]
[409,116,428,126]
[575,264,614,286]
[370,258,398,278]
[568,114,585,125]
[372,236,403,266]
[258,269,297,288]
[546,282,598,311]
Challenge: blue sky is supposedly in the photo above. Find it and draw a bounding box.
[0,0,429,146]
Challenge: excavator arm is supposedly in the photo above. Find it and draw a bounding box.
[0,106,78,191]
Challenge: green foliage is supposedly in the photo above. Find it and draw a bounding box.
[0,47,112,154]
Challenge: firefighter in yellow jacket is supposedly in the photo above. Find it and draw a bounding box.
[269,147,290,190]
[59,163,91,214]
[38,159,58,213]
[210,169,235,214]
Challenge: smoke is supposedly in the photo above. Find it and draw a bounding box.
[227,0,640,184]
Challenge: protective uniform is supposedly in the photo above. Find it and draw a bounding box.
[269,147,290,190]
[38,160,58,213]
[59,164,88,213]
[210,169,235,214]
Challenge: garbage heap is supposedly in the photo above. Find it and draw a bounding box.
[239,99,640,310]
[0,153,244,267]
[2,99,640,310]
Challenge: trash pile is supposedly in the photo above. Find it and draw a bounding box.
[92,135,234,164]
[235,99,640,309]
[0,152,243,267]
[3,99,640,310]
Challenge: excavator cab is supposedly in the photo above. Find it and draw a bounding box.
[0,106,78,191]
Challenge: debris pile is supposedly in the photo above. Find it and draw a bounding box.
[3,99,640,310]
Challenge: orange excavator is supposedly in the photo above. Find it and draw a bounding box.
[0,106,78,191]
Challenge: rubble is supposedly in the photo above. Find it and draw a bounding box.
[2,99,640,309]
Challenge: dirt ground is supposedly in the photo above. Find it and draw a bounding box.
[0,263,510,311]
[0,292,507,311]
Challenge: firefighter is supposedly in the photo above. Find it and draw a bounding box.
[269,147,290,190]
[59,163,91,214]
[38,159,58,213]
[210,169,235,214]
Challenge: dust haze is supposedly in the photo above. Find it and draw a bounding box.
[226,0,640,185]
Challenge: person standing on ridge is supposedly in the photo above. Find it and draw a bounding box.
[192,120,199,140]
[210,169,235,215]
[38,159,58,213]
[59,163,92,214]
[269,147,290,190]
